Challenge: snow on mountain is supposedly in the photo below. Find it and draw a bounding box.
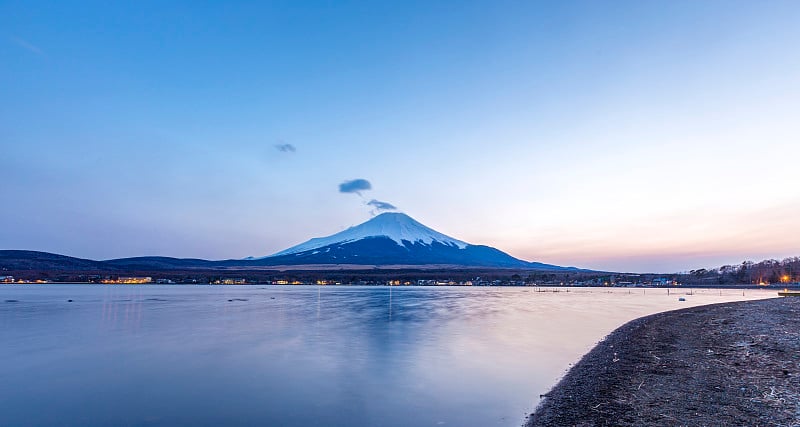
[270,212,468,257]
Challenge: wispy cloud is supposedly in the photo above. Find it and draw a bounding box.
[339,179,371,195]
[275,143,296,153]
[11,37,43,55]
[367,199,397,212]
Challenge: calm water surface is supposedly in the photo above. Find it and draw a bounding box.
[0,285,773,426]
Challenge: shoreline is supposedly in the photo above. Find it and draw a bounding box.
[527,297,800,426]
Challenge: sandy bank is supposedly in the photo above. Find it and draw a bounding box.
[527,297,800,426]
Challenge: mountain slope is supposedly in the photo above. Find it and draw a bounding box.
[250,237,555,268]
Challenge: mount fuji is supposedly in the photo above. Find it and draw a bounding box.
[0,213,580,272]
[249,212,573,270]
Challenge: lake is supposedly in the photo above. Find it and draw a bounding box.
[0,285,773,426]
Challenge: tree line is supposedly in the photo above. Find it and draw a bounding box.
[687,257,800,285]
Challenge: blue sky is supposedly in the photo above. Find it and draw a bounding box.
[2,1,799,272]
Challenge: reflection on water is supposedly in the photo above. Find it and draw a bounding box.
[0,285,772,426]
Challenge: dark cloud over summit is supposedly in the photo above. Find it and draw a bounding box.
[339,179,372,195]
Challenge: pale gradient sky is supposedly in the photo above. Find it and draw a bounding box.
[2,1,799,272]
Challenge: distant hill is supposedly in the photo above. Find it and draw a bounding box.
[0,250,110,271]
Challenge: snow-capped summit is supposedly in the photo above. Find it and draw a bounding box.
[272,212,467,257]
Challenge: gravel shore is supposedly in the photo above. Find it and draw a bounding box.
[527,297,800,426]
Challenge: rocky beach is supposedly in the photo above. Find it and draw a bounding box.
[528,297,800,426]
